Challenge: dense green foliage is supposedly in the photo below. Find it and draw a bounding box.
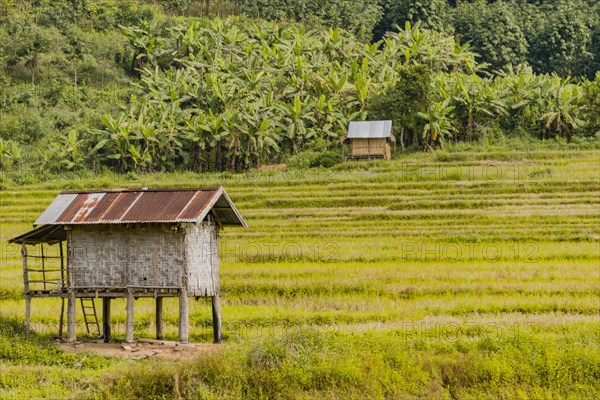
[0,0,155,170]
[583,73,600,134]
[235,0,382,40]
[369,65,433,149]
[231,0,600,78]
[406,1,598,77]
[0,0,599,174]
[375,0,450,37]
[91,18,485,172]
[451,1,529,70]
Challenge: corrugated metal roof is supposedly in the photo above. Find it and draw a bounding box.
[9,225,66,245]
[347,120,393,139]
[33,187,247,228]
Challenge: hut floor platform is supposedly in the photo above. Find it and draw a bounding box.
[27,287,183,299]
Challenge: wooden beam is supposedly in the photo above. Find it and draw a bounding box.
[210,210,222,228]
[102,298,111,343]
[125,289,134,343]
[27,288,184,299]
[156,297,163,340]
[212,294,222,343]
[67,292,76,342]
[178,289,189,343]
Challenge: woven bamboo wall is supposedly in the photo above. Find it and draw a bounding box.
[184,223,220,297]
[351,138,387,157]
[67,224,185,289]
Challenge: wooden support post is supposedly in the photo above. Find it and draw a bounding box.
[178,289,189,343]
[102,298,111,343]
[58,298,65,338]
[126,289,134,343]
[156,297,163,340]
[59,241,65,289]
[22,245,30,335]
[41,244,46,291]
[212,294,222,343]
[64,228,73,289]
[67,292,76,342]
[25,296,31,335]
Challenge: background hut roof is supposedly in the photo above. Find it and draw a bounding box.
[34,187,246,227]
[347,120,394,141]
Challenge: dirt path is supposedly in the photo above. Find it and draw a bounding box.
[58,339,218,360]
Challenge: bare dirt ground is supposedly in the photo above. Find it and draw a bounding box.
[58,339,218,360]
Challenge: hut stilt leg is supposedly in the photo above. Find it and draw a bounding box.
[25,296,31,335]
[22,245,30,335]
[67,292,76,342]
[102,298,111,343]
[58,297,65,338]
[156,297,163,340]
[212,294,222,343]
[178,289,189,344]
[126,290,134,343]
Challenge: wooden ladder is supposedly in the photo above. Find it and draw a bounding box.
[80,298,100,336]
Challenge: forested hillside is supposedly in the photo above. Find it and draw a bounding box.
[0,0,599,175]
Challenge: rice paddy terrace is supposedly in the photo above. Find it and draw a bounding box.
[1,149,599,399]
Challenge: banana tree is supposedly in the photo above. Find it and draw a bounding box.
[128,144,152,172]
[101,114,132,173]
[418,100,456,148]
[0,139,21,169]
[276,95,317,152]
[55,129,85,170]
[449,74,507,141]
[121,21,165,75]
[539,78,584,141]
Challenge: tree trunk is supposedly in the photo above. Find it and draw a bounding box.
[467,111,474,141]
[400,127,405,151]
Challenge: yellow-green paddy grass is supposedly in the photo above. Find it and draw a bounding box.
[1,149,599,399]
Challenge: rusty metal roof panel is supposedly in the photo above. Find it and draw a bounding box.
[55,193,89,223]
[100,192,141,221]
[122,190,197,222]
[69,192,105,223]
[29,187,246,227]
[347,120,392,139]
[177,190,216,220]
[85,192,121,221]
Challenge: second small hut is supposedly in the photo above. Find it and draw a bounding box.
[344,120,395,160]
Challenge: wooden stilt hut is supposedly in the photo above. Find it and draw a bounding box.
[343,120,394,160]
[9,187,247,344]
